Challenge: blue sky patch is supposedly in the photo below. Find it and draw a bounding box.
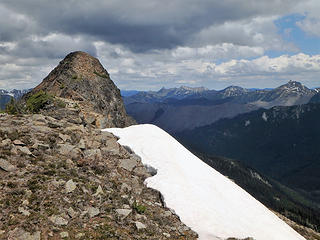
[275,14,320,55]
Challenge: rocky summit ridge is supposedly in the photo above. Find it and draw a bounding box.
[25,51,135,128]
[0,52,200,240]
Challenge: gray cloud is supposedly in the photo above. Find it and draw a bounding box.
[0,0,319,90]
[0,5,36,42]
[3,34,97,59]
[0,0,301,52]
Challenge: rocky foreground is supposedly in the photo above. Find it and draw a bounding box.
[0,106,198,239]
[0,51,198,240]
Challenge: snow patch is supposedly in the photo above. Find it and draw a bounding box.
[103,124,305,240]
[245,120,250,126]
[262,112,268,122]
[249,170,272,187]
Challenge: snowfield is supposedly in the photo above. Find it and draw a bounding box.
[104,124,305,240]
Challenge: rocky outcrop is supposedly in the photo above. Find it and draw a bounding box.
[24,51,135,128]
[0,112,197,239]
[0,51,197,239]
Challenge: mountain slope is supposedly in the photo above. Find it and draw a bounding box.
[126,101,258,132]
[106,124,305,240]
[177,102,320,201]
[24,51,134,128]
[255,80,315,107]
[194,153,320,234]
[310,92,320,103]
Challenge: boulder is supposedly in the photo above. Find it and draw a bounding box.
[115,209,132,219]
[49,215,68,226]
[65,179,77,193]
[0,158,16,172]
[88,207,100,218]
[119,158,138,172]
[8,228,40,240]
[135,221,146,230]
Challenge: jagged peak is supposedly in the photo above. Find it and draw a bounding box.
[279,80,306,89]
[33,51,111,96]
[56,51,109,79]
[223,85,245,91]
[158,86,167,92]
[25,51,135,128]
[219,85,248,98]
[275,80,314,95]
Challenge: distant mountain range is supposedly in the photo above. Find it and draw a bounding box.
[0,89,31,109]
[124,81,317,133]
[124,86,209,104]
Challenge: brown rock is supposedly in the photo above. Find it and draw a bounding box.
[0,158,16,172]
[24,51,135,128]
[8,228,40,240]
[13,140,25,146]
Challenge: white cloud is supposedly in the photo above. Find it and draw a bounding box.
[297,17,320,37]
[0,58,55,89]
[293,0,320,36]
[211,53,320,76]
[95,41,320,90]
[172,44,264,60]
[193,16,298,52]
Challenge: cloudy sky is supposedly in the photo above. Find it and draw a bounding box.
[0,0,320,90]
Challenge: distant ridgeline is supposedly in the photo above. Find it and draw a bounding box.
[124,81,317,133]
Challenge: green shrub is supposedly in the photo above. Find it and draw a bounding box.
[27,179,41,192]
[26,91,53,113]
[94,70,108,78]
[55,99,66,108]
[5,97,19,115]
[132,202,146,214]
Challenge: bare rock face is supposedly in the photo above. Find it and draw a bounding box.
[28,51,135,128]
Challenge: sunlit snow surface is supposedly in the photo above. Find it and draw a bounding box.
[104,124,305,240]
